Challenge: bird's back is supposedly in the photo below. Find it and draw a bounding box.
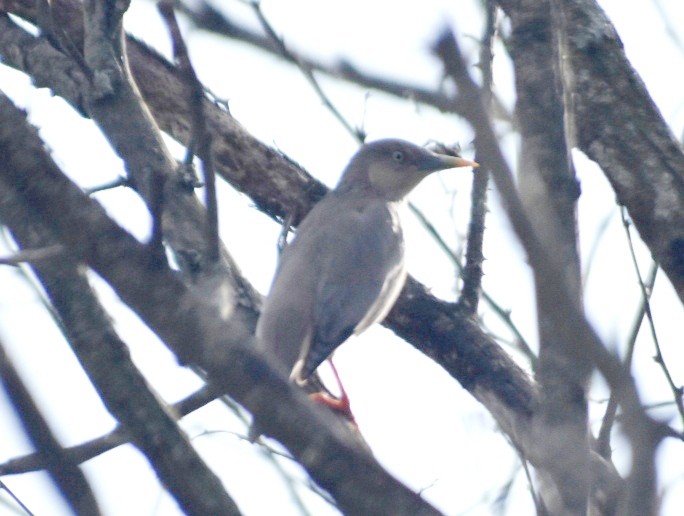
[256,192,406,381]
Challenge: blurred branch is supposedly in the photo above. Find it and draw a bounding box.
[597,262,658,458]
[172,0,512,120]
[545,0,684,304]
[581,208,616,291]
[0,338,101,515]
[0,128,241,516]
[0,385,221,475]
[652,0,684,54]
[158,0,220,263]
[83,176,129,195]
[0,245,63,266]
[512,0,588,512]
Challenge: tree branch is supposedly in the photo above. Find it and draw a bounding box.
[0,385,221,475]
[0,114,241,514]
[459,0,496,314]
[497,0,684,304]
[158,0,220,263]
[505,0,589,512]
[0,338,101,515]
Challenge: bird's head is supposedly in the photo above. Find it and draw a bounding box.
[337,139,477,201]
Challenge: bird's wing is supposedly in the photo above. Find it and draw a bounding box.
[298,197,405,378]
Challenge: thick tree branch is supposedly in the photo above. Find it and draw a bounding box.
[506,0,589,513]
[492,0,684,304]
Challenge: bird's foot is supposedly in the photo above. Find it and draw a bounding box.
[309,391,356,427]
[309,359,356,426]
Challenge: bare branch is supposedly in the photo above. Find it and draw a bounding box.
[248,1,365,142]
[158,0,220,263]
[0,478,34,515]
[0,385,222,475]
[0,96,241,512]
[549,0,684,304]
[0,245,64,266]
[459,0,496,314]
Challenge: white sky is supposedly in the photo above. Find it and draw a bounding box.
[0,0,683,514]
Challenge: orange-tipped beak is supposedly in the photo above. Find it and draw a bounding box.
[432,153,479,170]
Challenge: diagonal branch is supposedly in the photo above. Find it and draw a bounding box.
[0,385,222,475]
[0,338,101,515]
[0,186,241,514]
[158,0,220,263]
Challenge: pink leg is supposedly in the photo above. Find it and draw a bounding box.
[309,358,356,426]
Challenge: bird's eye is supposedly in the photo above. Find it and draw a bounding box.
[392,151,404,162]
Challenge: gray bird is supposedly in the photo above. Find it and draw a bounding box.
[256,139,477,387]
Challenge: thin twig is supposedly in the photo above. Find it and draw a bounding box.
[0,245,64,266]
[174,0,514,123]
[459,0,496,314]
[621,208,684,426]
[408,203,536,363]
[581,208,616,291]
[190,427,338,513]
[652,0,684,54]
[247,0,365,143]
[0,478,34,516]
[158,0,220,263]
[84,176,128,195]
[596,262,658,458]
